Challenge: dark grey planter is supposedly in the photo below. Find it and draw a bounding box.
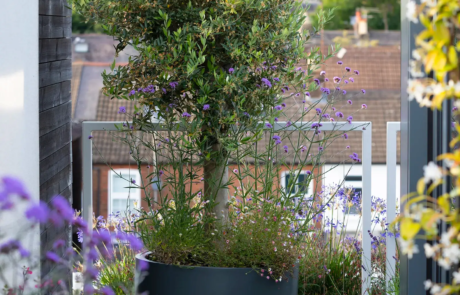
[135,252,299,295]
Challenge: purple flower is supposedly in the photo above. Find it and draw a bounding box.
[128,90,136,96]
[347,116,353,124]
[311,122,323,128]
[322,113,330,119]
[320,71,326,76]
[126,234,144,251]
[281,103,286,107]
[272,135,281,141]
[347,100,352,105]
[362,104,367,109]
[335,112,344,118]
[315,109,322,116]
[274,117,278,122]
[333,77,341,84]
[322,88,331,95]
[46,251,60,263]
[169,82,179,89]
[295,93,300,97]
[332,107,336,111]
[265,123,273,128]
[182,112,191,118]
[0,240,20,254]
[302,84,306,89]
[286,121,291,127]
[318,146,323,152]
[25,201,49,223]
[314,79,320,86]
[273,77,280,82]
[131,179,136,184]
[349,77,354,83]
[19,247,30,258]
[51,195,73,222]
[229,68,234,74]
[344,80,349,84]
[336,87,341,91]
[453,107,458,112]
[354,70,360,75]
[361,89,366,94]
[345,67,351,72]
[337,61,343,65]
[283,145,289,153]
[2,177,29,200]
[342,133,348,139]
[274,105,283,111]
[162,88,167,94]
[271,66,278,70]
[261,78,272,88]
[325,78,329,82]
[305,92,310,97]
[281,88,285,93]
[275,139,282,145]
[203,104,210,111]
[84,284,95,294]
[342,90,347,95]
[306,170,312,175]
[99,286,115,295]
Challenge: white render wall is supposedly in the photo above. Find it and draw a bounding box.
[322,164,401,233]
[0,0,40,282]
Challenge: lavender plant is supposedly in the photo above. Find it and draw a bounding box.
[0,176,143,295]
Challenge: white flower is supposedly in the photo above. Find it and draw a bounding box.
[406,1,418,23]
[441,229,453,246]
[430,284,441,294]
[424,243,436,258]
[399,238,419,259]
[407,80,425,102]
[443,244,460,264]
[423,162,443,183]
[421,0,436,7]
[409,60,425,78]
[438,258,451,270]
[424,280,433,290]
[453,271,460,284]
[412,49,422,61]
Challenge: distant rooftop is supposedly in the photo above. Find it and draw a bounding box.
[309,30,400,47]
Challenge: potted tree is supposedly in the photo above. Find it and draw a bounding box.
[73,0,364,294]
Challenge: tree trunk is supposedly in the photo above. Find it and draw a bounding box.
[203,143,229,223]
[383,9,389,32]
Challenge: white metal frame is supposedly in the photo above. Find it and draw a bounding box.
[82,120,372,294]
[386,122,400,291]
[108,168,141,216]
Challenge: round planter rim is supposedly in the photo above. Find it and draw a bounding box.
[136,251,263,271]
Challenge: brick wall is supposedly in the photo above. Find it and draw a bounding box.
[92,164,319,218]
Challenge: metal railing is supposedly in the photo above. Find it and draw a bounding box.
[82,120,373,295]
[386,122,400,292]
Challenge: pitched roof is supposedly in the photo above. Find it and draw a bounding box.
[74,33,401,165]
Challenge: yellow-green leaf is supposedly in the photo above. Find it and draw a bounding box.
[438,195,450,214]
[425,50,437,73]
[417,178,425,195]
[433,51,447,71]
[400,218,421,241]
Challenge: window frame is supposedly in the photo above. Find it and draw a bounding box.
[108,169,141,215]
[280,170,313,199]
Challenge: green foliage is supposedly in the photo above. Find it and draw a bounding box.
[312,0,400,31]
[72,10,104,34]
[73,0,327,146]
[97,243,136,294]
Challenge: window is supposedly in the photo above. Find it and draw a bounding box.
[281,171,313,198]
[344,175,362,214]
[109,170,141,215]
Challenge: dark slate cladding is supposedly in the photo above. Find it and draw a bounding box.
[38,0,72,288]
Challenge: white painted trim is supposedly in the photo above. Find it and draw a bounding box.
[108,169,141,216]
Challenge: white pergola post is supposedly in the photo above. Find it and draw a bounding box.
[386,122,400,291]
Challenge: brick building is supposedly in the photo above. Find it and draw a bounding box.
[72,31,401,220]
